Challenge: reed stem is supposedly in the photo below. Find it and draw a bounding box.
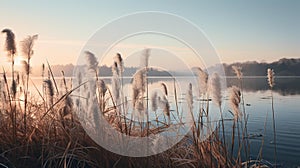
[271,89,277,167]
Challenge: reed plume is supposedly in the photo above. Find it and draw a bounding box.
[113,53,127,132]
[44,79,54,106]
[186,83,197,129]
[267,68,277,166]
[99,79,107,97]
[2,29,17,99]
[112,62,120,103]
[20,35,38,128]
[195,67,208,96]
[229,86,241,120]
[186,82,204,157]
[232,66,242,79]
[62,96,73,121]
[132,68,148,130]
[111,60,123,131]
[20,34,38,59]
[210,73,222,107]
[85,50,104,119]
[2,29,16,55]
[161,83,168,96]
[267,68,275,88]
[2,29,17,140]
[195,67,208,132]
[132,69,146,107]
[114,53,124,73]
[210,72,228,165]
[229,86,241,161]
[150,87,170,124]
[232,65,250,162]
[86,80,98,122]
[85,51,98,72]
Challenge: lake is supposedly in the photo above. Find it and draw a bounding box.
[227,77,300,167]
[27,76,300,167]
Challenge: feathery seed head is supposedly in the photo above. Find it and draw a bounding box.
[132,69,146,92]
[232,65,243,79]
[44,79,54,97]
[195,67,208,96]
[267,68,275,88]
[99,79,107,96]
[161,83,168,96]
[84,51,98,72]
[114,53,124,73]
[44,79,54,106]
[229,86,241,120]
[210,73,222,107]
[20,34,38,59]
[2,29,16,55]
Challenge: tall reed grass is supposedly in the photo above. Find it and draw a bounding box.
[268,68,277,167]
[0,29,279,168]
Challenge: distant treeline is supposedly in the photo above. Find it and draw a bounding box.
[31,64,171,77]
[30,58,300,77]
[224,58,300,76]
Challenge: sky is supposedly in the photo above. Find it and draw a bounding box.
[0,0,299,70]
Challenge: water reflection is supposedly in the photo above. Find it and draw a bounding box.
[226,77,300,96]
[98,76,300,96]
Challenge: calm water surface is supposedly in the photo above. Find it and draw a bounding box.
[29,76,300,167]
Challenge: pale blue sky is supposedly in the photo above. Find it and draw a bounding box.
[0,0,299,68]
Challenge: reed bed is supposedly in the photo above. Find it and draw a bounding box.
[0,29,277,168]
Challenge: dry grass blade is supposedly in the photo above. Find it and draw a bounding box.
[46,60,59,95]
